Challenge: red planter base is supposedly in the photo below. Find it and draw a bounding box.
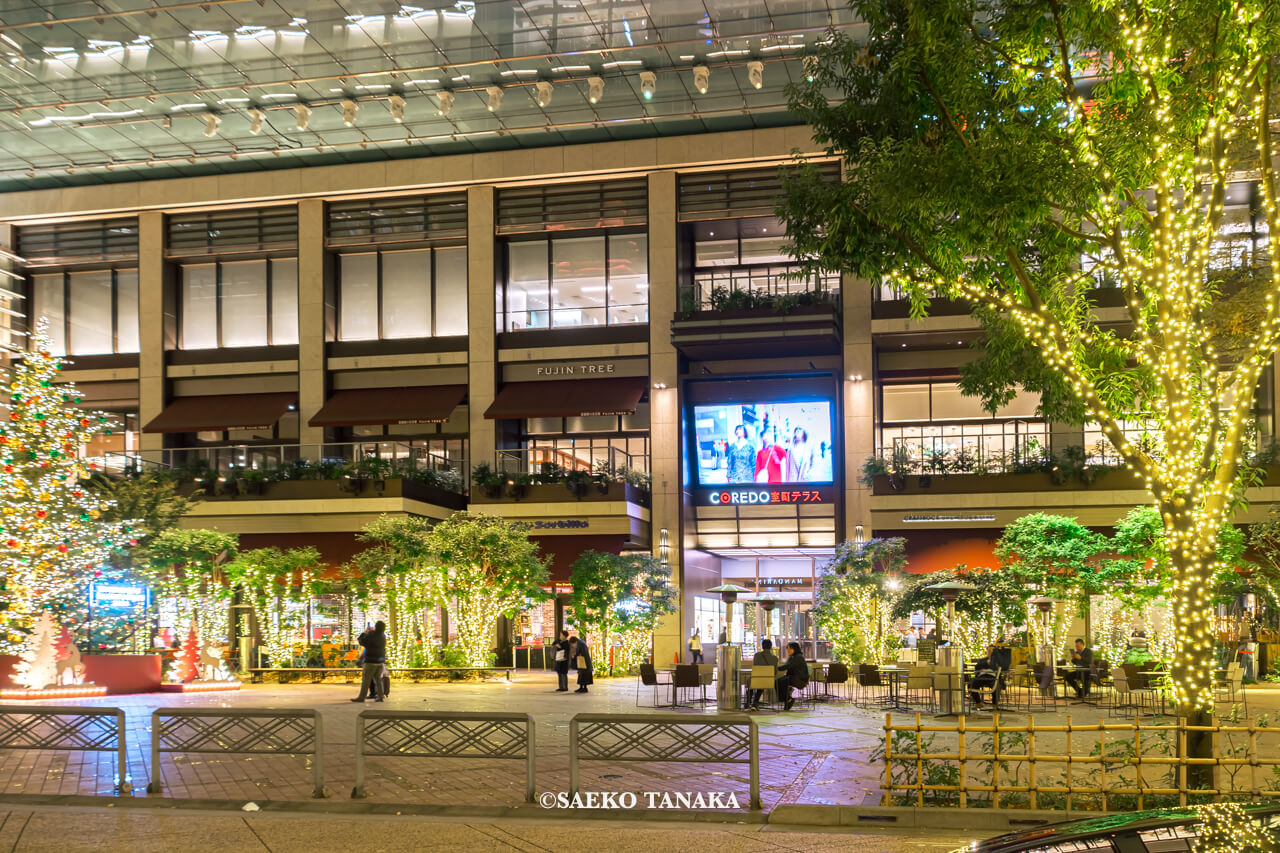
[159,681,241,693]
[0,684,108,701]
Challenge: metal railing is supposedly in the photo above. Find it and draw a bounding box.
[495,445,648,478]
[352,709,535,802]
[681,268,841,314]
[0,704,130,794]
[881,712,1280,812]
[147,707,326,798]
[103,441,466,491]
[569,712,760,810]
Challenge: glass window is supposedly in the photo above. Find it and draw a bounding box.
[380,249,431,339]
[882,385,930,422]
[270,259,298,345]
[740,235,790,264]
[551,236,605,327]
[608,234,648,324]
[435,247,468,336]
[116,270,139,353]
[180,264,218,350]
[219,260,268,348]
[930,384,991,421]
[68,270,115,355]
[339,253,379,341]
[507,241,549,330]
[32,273,66,355]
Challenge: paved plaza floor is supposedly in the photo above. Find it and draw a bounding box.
[0,673,1275,817]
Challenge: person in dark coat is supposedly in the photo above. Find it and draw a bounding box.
[351,621,387,702]
[569,635,594,693]
[552,629,571,692]
[776,642,809,711]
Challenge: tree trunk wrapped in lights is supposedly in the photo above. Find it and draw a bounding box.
[569,550,677,676]
[814,537,907,664]
[0,319,139,653]
[349,516,442,668]
[782,0,1280,714]
[224,547,319,668]
[144,529,239,647]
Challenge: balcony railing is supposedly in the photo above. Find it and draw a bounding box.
[680,268,841,314]
[494,446,649,486]
[100,441,466,493]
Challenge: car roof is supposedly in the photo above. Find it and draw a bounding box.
[967,804,1280,852]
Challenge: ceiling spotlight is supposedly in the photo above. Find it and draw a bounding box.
[341,98,358,126]
[486,85,503,111]
[639,70,656,100]
[437,90,454,116]
[202,112,221,137]
[587,76,604,104]
[747,60,763,89]
[692,65,709,94]
[294,103,312,130]
[247,107,264,134]
[535,80,553,108]
[387,94,405,122]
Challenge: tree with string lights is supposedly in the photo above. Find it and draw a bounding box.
[0,318,137,653]
[781,0,1280,721]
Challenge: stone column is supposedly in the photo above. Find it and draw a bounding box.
[843,273,874,541]
[648,171,682,667]
[137,212,166,457]
[467,186,497,474]
[297,199,328,450]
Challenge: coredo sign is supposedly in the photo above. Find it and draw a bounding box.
[695,487,834,506]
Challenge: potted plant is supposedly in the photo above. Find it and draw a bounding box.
[235,467,268,496]
[507,472,534,499]
[888,445,912,490]
[564,468,592,497]
[472,462,504,498]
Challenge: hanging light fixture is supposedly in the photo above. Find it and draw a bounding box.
[436,90,454,116]
[294,103,312,130]
[202,112,221,137]
[587,76,604,104]
[747,60,763,89]
[639,70,656,100]
[387,94,405,122]
[340,98,359,126]
[692,65,709,94]
[486,85,503,111]
[247,107,264,135]
[534,80,553,108]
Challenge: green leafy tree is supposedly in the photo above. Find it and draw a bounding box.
[814,537,907,664]
[144,528,238,644]
[421,512,549,667]
[781,0,1280,712]
[569,550,677,675]
[224,546,321,667]
[892,566,1028,657]
[350,515,441,667]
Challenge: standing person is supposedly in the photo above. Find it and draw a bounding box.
[552,629,571,692]
[784,427,816,482]
[755,428,788,483]
[906,627,919,649]
[726,424,757,484]
[350,621,387,703]
[745,639,779,710]
[1238,633,1258,679]
[688,628,703,664]
[1064,638,1094,699]
[570,635,594,693]
[775,641,810,711]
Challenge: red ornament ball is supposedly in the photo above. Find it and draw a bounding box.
[34,510,47,519]
[56,545,68,553]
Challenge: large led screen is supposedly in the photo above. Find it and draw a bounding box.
[692,400,835,485]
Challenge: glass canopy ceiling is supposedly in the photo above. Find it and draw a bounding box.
[0,0,860,192]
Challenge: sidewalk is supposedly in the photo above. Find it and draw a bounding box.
[0,804,978,852]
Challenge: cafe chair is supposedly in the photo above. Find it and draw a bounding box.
[1109,671,1157,717]
[905,664,935,712]
[747,664,779,710]
[970,668,1006,712]
[697,663,716,702]
[672,664,703,707]
[809,662,830,700]
[1215,664,1247,715]
[856,664,885,708]
[824,662,851,701]
[636,663,673,708]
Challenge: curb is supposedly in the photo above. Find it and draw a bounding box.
[770,804,1076,832]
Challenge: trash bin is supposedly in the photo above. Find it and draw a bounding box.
[717,644,741,710]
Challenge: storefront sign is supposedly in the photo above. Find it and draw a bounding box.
[698,487,832,506]
[727,578,811,588]
[535,363,617,378]
[528,519,590,530]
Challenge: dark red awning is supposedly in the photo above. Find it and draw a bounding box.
[484,377,646,419]
[308,385,466,427]
[142,392,295,433]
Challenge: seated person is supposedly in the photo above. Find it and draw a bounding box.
[776,642,810,712]
[745,639,779,710]
[1064,638,1094,699]
[968,646,1003,708]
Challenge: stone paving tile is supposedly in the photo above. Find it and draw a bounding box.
[0,676,1272,813]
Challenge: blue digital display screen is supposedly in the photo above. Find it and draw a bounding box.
[691,400,835,486]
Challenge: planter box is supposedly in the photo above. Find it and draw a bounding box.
[871,468,1143,496]
[181,477,466,510]
[470,481,650,508]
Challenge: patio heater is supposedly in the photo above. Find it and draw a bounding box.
[1029,596,1059,665]
[926,580,977,716]
[708,583,752,709]
[754,597,781,651]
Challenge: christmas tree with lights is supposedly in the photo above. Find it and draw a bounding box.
[14,611,59,689]
[0,318,138,654]
[170,624,200,683]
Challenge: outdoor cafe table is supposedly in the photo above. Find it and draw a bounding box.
[878,665,912,712]
[1055,665,1095,704]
